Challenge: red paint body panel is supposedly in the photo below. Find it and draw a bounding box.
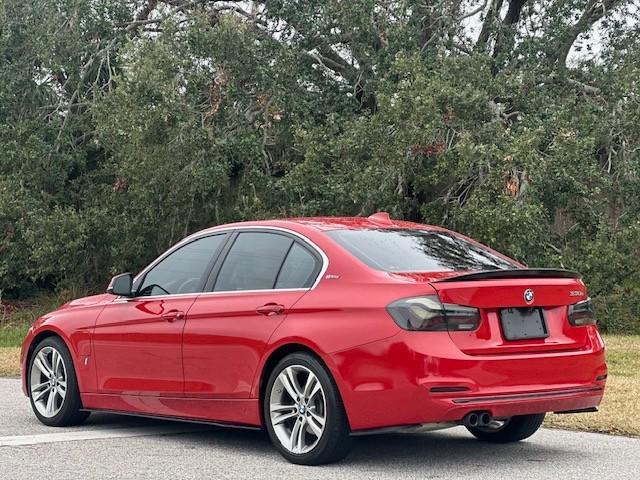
[92,296,198,395]
[182,290,307,398]
[330,329,605,430]
[20,216,607,431]
[20,294,113,396]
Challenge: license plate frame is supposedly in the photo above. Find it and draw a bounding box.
[499,308,549,341]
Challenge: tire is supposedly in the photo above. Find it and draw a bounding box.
[28,336,90,427]
[263,352,352,465]
[466,413,545,443]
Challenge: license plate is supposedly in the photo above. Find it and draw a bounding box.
[499,308,548,341]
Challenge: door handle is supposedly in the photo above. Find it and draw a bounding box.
[256,303,285,316]
[161,310,185,322]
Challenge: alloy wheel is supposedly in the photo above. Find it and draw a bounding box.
[269,365,327,454]
[30,346,67,418]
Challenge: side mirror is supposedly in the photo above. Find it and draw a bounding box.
[107,273,134,297]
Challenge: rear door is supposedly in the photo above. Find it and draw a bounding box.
[431,272,589,355]
[182,230,322,398]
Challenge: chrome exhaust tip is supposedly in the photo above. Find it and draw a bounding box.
[464,412,479,427]
[479,412,491,426]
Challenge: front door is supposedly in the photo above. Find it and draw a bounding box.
[93,233,229,395]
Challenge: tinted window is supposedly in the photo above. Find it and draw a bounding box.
[275,243,318,289]
[215,232,293,291]
[327,229,517,272]
[138,235,226,296]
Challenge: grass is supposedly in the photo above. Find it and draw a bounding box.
[0,291,78,375]
[1,295,638,436]
[0,347,20,377]
[0,291,77,347]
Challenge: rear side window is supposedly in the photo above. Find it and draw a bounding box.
[214,232,293,291]
[138,234,227,296]
[275,243,318,289]
[326,229,517,272]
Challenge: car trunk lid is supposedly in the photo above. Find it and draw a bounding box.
[430,269,589,355]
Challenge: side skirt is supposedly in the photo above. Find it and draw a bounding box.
[81,408,261,431]
[81,393,262,428]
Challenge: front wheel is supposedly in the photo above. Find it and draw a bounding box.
[263,352,352,465]
[466,413,545,443]
[28,336,90,427]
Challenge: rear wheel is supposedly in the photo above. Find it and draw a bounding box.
[28,336,89,427]
[466,413,545,443]
[263,352,352,465]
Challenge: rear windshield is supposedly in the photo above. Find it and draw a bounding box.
[326,229,518,272]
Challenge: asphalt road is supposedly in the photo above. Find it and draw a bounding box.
[1,378,638,479]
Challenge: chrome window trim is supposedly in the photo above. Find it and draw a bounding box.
[126,226,329,300]
[112,287,310,303]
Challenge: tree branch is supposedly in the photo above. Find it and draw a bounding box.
[554,0,623,67]
[457,0,489,22]
[535,73,601,96]
[476,0,504,51]
[492,0,529,59]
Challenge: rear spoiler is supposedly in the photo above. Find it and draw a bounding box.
[434,268,581,283]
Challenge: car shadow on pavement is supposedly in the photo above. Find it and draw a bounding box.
[150,421,567,470]
[344,431,565,468]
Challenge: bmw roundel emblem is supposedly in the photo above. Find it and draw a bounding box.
[524,289,534,304]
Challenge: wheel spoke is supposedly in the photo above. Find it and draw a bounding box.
[296,419,306,452]
[278,368,301,401]
[53,350,62,376]
[308,409,325,428]
[270,403,294,413]
[45,390,56,416]
[289,418,305,453]
[272,411,297,426]
[302,372,316,399]
[57,384,66,399]
[285,367,304,397]
[306,414,323,437]
[34,355,52,377]
[31,381,49,392]
[308,381,321,401]
[33,386,51,403]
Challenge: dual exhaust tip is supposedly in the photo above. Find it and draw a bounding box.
[463,411,492,428]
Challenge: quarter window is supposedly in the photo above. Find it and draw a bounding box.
[275,243,318,289]
[138,234,226,296]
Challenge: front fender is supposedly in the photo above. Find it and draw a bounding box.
[20,306,103,397]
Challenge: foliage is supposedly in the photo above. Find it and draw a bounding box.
[1,1,639,332]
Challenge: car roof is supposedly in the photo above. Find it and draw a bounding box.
[200,212,446,234]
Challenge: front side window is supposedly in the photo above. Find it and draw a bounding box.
[326,228,518,272]
[138,234,226,296]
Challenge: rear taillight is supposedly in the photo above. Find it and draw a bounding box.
[568,298,596,326]
[386,295,480,331]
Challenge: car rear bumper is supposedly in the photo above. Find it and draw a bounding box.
[427,385,604,422]
[330,327,607,431]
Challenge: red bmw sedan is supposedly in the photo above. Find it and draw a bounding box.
[21,213,606,464]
